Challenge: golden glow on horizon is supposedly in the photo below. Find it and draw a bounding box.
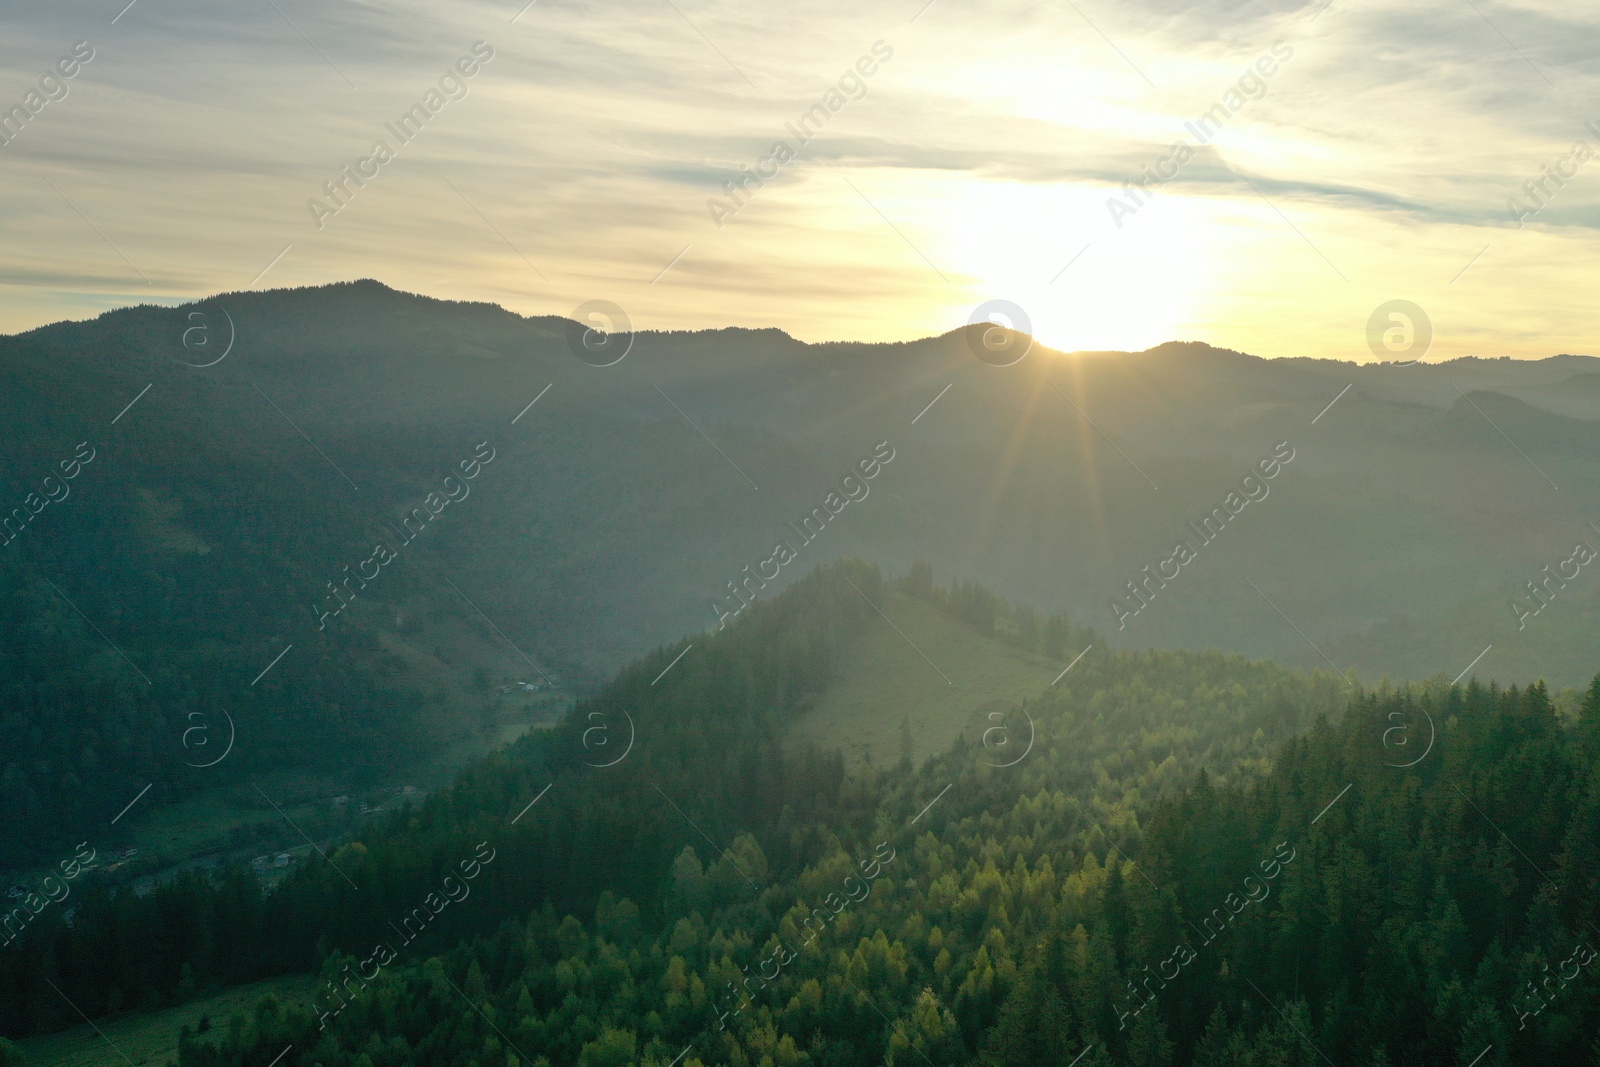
[1,0,1597,362]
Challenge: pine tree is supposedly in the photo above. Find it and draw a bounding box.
[1125,1006,1175,1067]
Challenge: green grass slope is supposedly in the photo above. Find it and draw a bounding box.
[785,589,1066,765]
[14,975,317,1067]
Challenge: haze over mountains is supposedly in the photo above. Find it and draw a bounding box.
[6,280,1600,1067]
[7,559,1590,1067]
[11,0,1600,1058]
[2,279,1597,861]
[12,279,1597,671]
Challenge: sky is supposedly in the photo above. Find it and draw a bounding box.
[1,0,1597,360]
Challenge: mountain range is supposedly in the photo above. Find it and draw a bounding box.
[2,278,1596,864]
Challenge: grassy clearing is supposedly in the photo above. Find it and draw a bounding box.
[15,974,318,1067]
[786,591,1063,765]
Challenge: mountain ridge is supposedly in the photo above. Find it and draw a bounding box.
[11,278,1595,380]
[3,279,1599,867]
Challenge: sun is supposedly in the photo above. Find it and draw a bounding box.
[928,174,1209,354]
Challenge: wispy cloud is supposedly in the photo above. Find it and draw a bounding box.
[1,0,1598,358]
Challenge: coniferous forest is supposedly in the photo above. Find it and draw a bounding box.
[3,561,1597,1066]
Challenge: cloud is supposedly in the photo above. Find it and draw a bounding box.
[0,0,1598,359]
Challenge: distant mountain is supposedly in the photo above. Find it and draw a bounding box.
[2,279,1596,861]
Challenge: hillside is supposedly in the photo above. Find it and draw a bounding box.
[13,976,317,1067]
[784,589,1066,766]
[0,562,1351,1052]
[3,281,1599,864]
[10,564,1592,1067]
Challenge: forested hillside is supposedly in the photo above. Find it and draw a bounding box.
[978,676,1600,1066]
[163,664,1600,1066]
[1,562,1351,1057]
[6,282,1600,864]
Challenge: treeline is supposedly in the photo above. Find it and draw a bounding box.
[898,560,1086,658]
